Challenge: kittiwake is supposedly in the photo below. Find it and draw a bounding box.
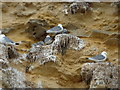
[31,41,44,47]
[0,31,19,45]
[44,35,53,45]
[46,24,64,34]
[87,51,107,62]
[62,29,68,34]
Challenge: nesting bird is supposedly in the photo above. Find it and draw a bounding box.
[87,51,107,62]
[0,31,19,45]
[44,35,53,45]
[46,24,64,34]
[31,41,44,47]
[62,29,68,34]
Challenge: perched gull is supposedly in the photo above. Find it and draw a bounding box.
[62,29,68,34]
[31,41,44,47]
[87,51,107,62]
[44,35,53,45]
[46,24,64,34]
[0,31,19,45]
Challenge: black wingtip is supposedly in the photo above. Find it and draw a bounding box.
[15,43,19,45]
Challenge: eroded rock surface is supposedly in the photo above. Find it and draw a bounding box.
[0,58,42,88]
[26,34,85,72]
[1,2,119,88]
[0,43,19,60]
[81,62,119,88]
[0,43,43,88]
[52,34,85,54]
[25,19,48,40]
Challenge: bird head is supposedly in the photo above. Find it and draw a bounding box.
[0,31,2,34]
[46,35,50,38]
[58,24,63,30]
[0,34,5,38]
[101,51,107,56]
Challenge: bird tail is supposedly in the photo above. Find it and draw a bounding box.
[14,42,19,45]
[86,57,89,59]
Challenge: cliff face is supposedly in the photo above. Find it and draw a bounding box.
[0,2,119,88]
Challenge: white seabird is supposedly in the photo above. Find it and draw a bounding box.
[46,24,64,34]
[32,41,44,47]
[44,35,53,45]
[87,51,107,62]
[62,29,68,34]
[0,31,18,45]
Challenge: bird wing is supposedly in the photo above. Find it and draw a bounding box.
[37,41,44,45]
[44,37,50,42]
[46,26,62,33]
[3,37,14,43]
[50,26,62,31]
[44,37,52,44]
[88,54,105,61]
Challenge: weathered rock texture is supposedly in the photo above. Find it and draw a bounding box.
[90,30,112,40]
[0,43,19,60]
[52,34,85,55]
[81,62,119,88]
[0,58,42,88]
[0,55,26,88]
[68,2,92,14]
[25,19,48,40]
[0,43,25,88]
[2,67,26,88]
[0,43,43,88]
[104,33,120,47]
[1,2,118,88]
[26,34,85,72]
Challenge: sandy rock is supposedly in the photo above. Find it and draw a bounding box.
[52,34,85,55]
[81,62,119,88]
[13,3,30,17]
[0,43,19,60]
[27,19,48,27]
[12,3,42,17]
[0,57,26,88]
[69,2,92,14]
[104,38,119,47]
[0,28,14,34]
[111,2,120,7]
[0,43,26,64]
[82,47,99,56]
[25,19,48,40]
[26,34,85,72]
[0,58,9,70]
[14,10,36,17]
[24,81,43,88]
[2,3,9,13]
[2,67,26,88]
[26,45,55,72]
[0,51,42,88]
[0,44,8,60]
[89,30,115,40]
[65,23,79,30]
[103,33,120,47]
[1,61,42,88]
[94,17,101,21]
